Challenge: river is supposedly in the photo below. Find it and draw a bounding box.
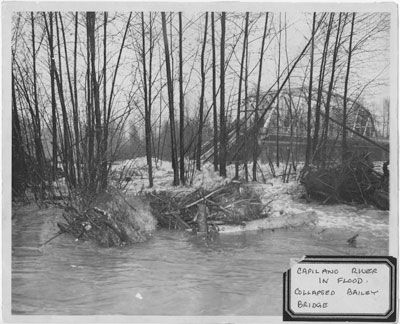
[12,204,388,315]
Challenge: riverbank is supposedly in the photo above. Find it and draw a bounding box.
[111,158,389,236]
[14,157,388,245]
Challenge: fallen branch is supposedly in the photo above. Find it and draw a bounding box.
[164,211,191,229]
[184,186,225,208]
[41,231,64,247]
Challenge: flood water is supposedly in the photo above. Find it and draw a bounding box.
[12,204,388,315]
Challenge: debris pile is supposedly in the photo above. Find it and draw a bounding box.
[148,181,267,230]
[300,154,389,210]
[57,189,157,247]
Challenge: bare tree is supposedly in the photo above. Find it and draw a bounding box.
[59,13,78,185]
[73,12,81,185]
[101,12,108,188]
[55,13,73,187]
[44,12,58,182]
[30,12,45,197]
[235,12,249,179]
[276,13,281,167]
[196,12,209,171]
[252,12,269,181]
[179,12,185,184]
[312,13,334,161]
[243,14,251,182]
[161,12,179,185]
[142,12,154,187]
[320,13,344,164]
[211,12,219,172]
[103,12,132,189]
[305,13,316,166]
[84,12,95,188]
[219,12,227,177]
[342,13,356,160]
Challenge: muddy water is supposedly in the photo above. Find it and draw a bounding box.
[12,204,388,315]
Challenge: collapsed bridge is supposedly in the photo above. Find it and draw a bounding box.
[201,87,388,164]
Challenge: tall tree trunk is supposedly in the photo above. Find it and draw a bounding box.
[85,12,94,188]
[252,13,269,181]
[342,13,355,160]
[196,13,208,171]
[31,12,46,201]
[73,12,81,185]
[321,13,343,164]
[211,12,219,172]
[101,12,108,189]
[59,13,77,186]
[178,12,185,184]
[55,14,73,187]
[142,12,153,188]
[169,13,174,96]
[243,16,250,182]
[276,13,281,168]
[87,12,102,190]
[31,12,40,154]
[161,12,179,186]
[219,12,227,177]
[235,12,249,179]
[31,12,44,182]
[148,13,155,185]
[312,13,333,161]
[305,13,316,166]
[44,12,58,182]
[283,14,295,172]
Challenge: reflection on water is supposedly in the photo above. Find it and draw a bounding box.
[12,204,388,315]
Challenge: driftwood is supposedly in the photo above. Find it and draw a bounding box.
[185,187,225,208]
[301,154,389,210]
[148,181,266,231]
[164,212,191,229]
[41,231,64,246]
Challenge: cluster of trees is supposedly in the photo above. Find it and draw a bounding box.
[304,12,390,166]
[11,11,389,200]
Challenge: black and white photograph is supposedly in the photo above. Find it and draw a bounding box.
[2,1,398,321]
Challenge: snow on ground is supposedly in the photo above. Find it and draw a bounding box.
[52,158,388,236]
[110,157,389,236]
[111,157,231,194]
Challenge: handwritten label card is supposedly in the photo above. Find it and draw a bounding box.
[283,256,397,322]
